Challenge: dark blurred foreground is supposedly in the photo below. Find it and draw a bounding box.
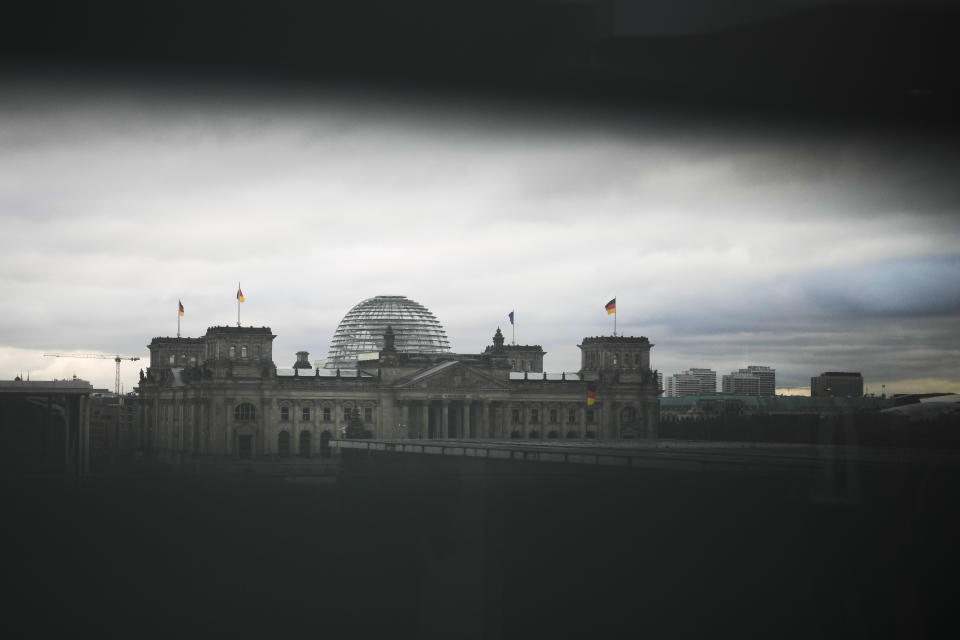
[4,447,958,638]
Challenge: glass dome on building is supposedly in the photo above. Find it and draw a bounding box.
[325,295,451,368]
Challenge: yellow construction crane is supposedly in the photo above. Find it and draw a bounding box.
[43,353,141,399]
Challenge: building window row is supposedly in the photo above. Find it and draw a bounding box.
[585,351,643,367]
[277,404,363,423]
[509,406,588,425]
[226,344,262,359]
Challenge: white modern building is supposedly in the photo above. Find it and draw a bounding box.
[721,365,775,396]
[666,368,717,397]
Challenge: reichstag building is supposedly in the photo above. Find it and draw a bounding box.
[137,295,661,458]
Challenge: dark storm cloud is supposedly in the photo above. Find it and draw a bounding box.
[803,255,960,318]
[636,253,960,389]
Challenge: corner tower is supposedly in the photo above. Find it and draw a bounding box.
[578,335,660,439]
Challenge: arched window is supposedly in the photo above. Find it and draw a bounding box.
[234,403,256,420]
[229,345,236,358]
[241,345,247,358]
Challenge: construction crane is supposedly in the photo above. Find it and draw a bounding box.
[43,353,141,398]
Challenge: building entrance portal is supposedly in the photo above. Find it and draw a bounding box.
[299,431,311,458]
[320,430,331,457]
[238,435,252,459]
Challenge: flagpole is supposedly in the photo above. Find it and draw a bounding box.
[614,295,617,337]
[237,282,241,327]
[512,311,515,345]
[177,305,181,338]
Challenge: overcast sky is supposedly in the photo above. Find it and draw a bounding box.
[1,73,958,395]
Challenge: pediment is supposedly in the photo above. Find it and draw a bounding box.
[398,361,510,391]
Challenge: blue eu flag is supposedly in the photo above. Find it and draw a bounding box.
[508,311,514,325]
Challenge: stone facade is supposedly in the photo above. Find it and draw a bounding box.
[136,323,661,458]
[485,343,545,373]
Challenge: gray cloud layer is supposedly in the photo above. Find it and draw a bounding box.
[1,74,958,393]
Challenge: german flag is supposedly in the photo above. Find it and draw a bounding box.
[586,382,597,406]
[178,300,184,316]
[237,286,245,303]
[605,298,616,315]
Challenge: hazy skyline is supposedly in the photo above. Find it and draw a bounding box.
[1,73,958,395]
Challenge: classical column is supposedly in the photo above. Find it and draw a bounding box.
[580,404,587,438]
[541,402,548,440]
[441,401,450,440]
[81,395,90,476]
[62,396,71,474]
[482,401,491,440]
[199,398,207,454]
[422,401,430,440]
[462,402,471,439]
[222,396,230,455]
[401,402,410,439]
[522,403,529,439]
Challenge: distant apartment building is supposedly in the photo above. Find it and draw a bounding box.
[666,368,717,396]
[720,366,775,396]
[811,372,864,398]
[721,365,775,396]
[721,372,761,395]
[666,373,699,397]
[743,365,776,396]
[688,368,717,394]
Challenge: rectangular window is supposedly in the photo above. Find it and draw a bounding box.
[280,407,289,421]
[323,407,331,422]
[568,409,576,424]
[302,407,311,421]
[511,409,520,424]
[549,409,558,424]
[531,409,539,423]
[586,410,594,424]
[364,407,372,423]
